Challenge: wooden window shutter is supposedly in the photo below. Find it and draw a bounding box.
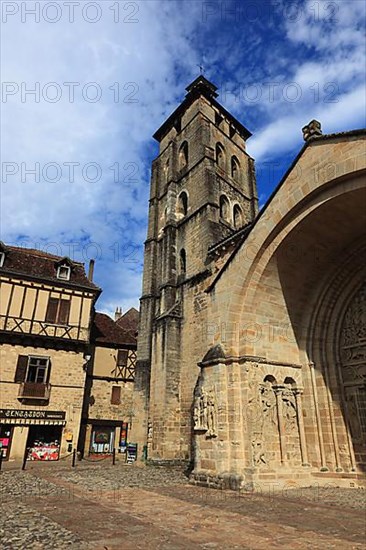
[111,386,121,405]
[45,297,59,323]
[58,300,70,325]
[46,359,51,383]
[117,349,128,366]
[14,355,28,383]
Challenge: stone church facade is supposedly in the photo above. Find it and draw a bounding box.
[132,76,366,489]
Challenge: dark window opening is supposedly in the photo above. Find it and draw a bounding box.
[111,386,121,405]
[179,141,188,169]
[26,357,49,384]
[45,297,70,325]
[220,195,230,222]
[177,191,188,217]
[233,204,243,228]
[215,112,223,126]
[231,156,240,180]
[57,264,71,281]
[216,143,225,169]
[180,249,186,274]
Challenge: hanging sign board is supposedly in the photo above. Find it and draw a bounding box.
[126,443,137,463]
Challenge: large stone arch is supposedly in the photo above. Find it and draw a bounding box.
[198,135,366,486]
[209,136,365,358]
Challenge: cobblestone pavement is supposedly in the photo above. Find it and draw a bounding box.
[1,462,365,549]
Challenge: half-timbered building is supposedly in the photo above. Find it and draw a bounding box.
[0,243,100,461]
[77,309,137,457]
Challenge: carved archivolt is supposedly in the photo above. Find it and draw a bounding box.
[340,281,366,443]
[340,282,366,385]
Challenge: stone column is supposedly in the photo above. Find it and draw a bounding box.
[274,386,286,465]
[309,362,327,470]
[294,389,309,466]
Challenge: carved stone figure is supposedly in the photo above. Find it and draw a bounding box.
[200,389,208,429]
[260,381,277,426]
[282,388,298,432]
[193,386,217,437]
[207,389,217,437]
[252,434,267,466]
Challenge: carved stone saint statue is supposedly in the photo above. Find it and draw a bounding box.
[282,388,298,432]
[207,389,217,437]
[193,386,217,436]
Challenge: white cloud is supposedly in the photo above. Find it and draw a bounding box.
[1,1,202,315]
[1,0,365,317]
[249,85,366,160]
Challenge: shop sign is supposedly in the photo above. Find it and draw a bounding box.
[0,409,65,421]
[126,443,137,463]
[119,421,128,453]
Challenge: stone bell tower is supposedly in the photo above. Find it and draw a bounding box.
[133,76,258,463]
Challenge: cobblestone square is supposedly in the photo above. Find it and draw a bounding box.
[1,462,365,549]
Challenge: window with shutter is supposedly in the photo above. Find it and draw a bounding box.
[26,357,49,383]
[45,298,59,323]
[117,350,128,367]
[111,386,121,405]
[58,300,70,325]
[45,297,70,325]
[14,355,29,383]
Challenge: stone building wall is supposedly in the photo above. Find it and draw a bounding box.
[0,343,86,458]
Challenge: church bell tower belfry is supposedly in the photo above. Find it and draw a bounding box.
[133,76,258,463]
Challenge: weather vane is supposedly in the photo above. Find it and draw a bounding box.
[197,63,205,75]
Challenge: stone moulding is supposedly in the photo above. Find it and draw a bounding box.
[198,352,302,369]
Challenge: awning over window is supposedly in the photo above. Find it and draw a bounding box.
[0,418,66,426]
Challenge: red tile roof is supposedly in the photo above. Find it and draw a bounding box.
[92,312,137,347]
[0,243,99,291]
[116,307,139,337]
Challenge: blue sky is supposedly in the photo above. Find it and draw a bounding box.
[1,0,365,315]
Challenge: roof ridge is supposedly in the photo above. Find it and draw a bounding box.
[7,245,84,264]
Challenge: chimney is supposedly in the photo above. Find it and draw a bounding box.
[88,259,95,281]
[302,119,322,142]
[115,307,123,321]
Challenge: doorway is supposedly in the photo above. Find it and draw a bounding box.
[26,425,62,461]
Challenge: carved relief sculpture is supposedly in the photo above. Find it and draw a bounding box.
[282,387,298,432]
[193,386,218,437]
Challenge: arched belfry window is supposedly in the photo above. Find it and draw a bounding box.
[233,204,243,229]
[216,143,225,169]
[219,195,230,222]
[179,141,188,169]
[231,156,240,180]
[179,249,186,274]
[177,191,188,218]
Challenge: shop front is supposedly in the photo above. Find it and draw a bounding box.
[88,420,128,455]
[0,409,66,461]
[0,425,13,459]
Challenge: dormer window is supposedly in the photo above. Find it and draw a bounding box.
[0,241,8,267]
[57,264,71,281]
